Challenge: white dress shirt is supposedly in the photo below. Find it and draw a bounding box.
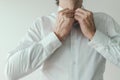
[5,6,120,80]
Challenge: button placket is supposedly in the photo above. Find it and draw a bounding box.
[69,27,76,80]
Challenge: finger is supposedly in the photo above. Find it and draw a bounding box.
[74,15,89,29]
[75,10,94,24]
[66,12,74,18]
[64,10,74,15]
[75,13,93,26]
[66,14,74,18]
[58,8,69,16]
[75,12,84,18]
[64,10,75,18]
[58,9,70,20]
[65,10,75,13]
[75,10,85,17]
[74,14,82,21]
[76,8,93,20]
[75,8,87,14]
[76,8,90,13]
[62,9,73,17]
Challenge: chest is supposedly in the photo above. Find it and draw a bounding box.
[40,15,105,71]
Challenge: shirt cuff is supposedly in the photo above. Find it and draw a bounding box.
[40,32,62,53]
[88,30,111,50]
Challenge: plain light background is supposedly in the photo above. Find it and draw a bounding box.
[0,0,120,80]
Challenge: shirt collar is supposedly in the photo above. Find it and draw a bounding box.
[58,6,63,12]
[57,6,84,12]
[54,6,80,28]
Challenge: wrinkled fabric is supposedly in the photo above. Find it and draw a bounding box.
[5,6,120,80]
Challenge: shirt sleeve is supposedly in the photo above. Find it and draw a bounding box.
[88,14,120,67]
[5,18,62,80]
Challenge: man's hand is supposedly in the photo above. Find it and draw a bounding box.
[74,8,96,40]
[54,8,74,42]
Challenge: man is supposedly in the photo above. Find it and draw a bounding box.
[5,0,120,80]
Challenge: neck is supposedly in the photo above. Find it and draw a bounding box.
[59,0,82,10]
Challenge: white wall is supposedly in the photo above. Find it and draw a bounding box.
[0,0,120,80]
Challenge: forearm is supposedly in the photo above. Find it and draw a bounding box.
[88,30,120,67]
[5,32,62,80]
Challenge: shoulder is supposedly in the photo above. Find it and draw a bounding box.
[29,15,52,30]
[92,12,119,36]
[30,13,56,35]
[92,12,115,29]
[93,12,113,21]
[33,16,49,26]
[33,13,55,26]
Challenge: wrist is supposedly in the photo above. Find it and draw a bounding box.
[54,31,64,42]
[89,30,96,41]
